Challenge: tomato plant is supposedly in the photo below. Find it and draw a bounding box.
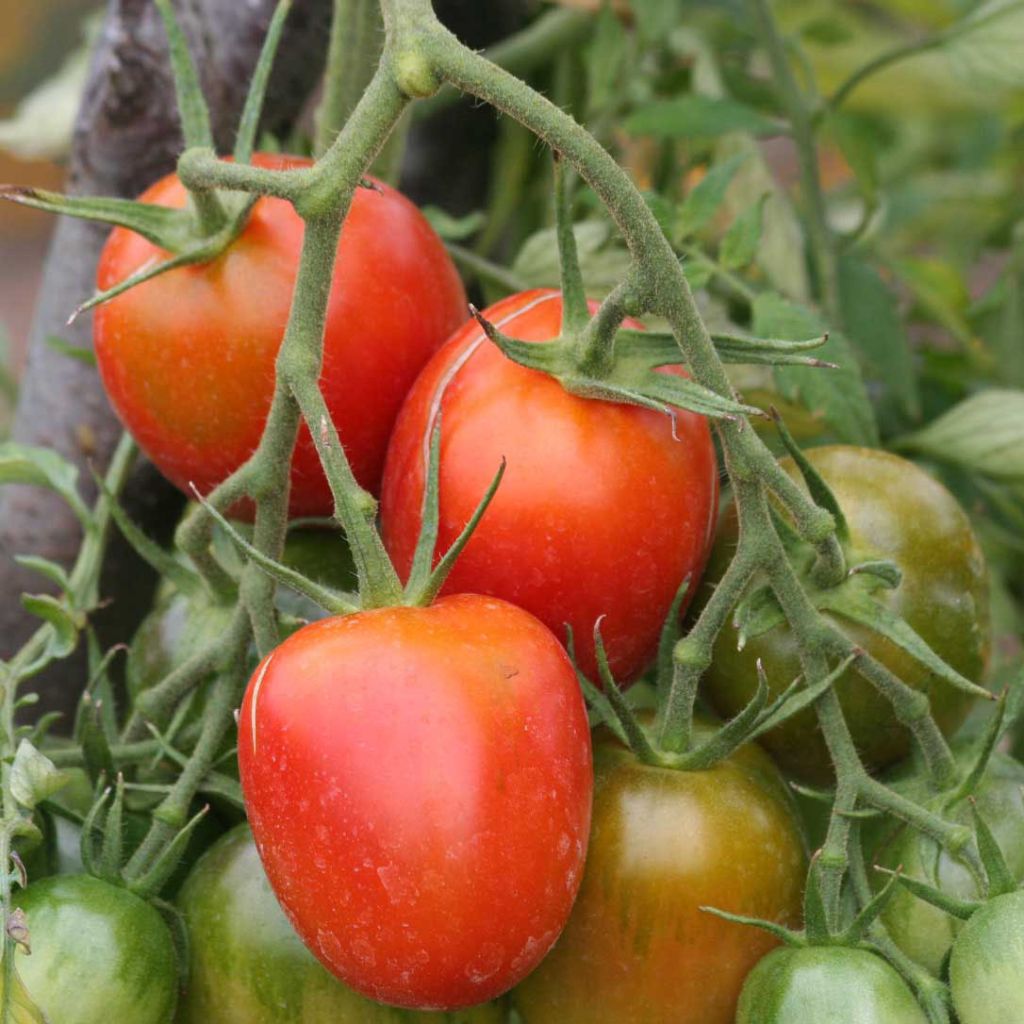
[237,594,593,1010]
[176,824,505,1023]
[949,889,1024,1024]
[701,446,989,782]
[512,717,806,1024]
[380,289,718,683]
[735,946,929,1023]
[14,874,178,1024]
[95,154,467,517]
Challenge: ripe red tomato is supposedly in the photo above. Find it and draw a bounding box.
[95,155,467,516]
[380,289,718,683]
[237,595,593,1011]
[513,717,807,1023]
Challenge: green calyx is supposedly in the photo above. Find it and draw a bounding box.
[470,155,834,425]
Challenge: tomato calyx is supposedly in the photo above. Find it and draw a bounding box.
[464,157,835,429]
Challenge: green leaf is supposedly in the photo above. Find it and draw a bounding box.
[943,0,1024,90]
[838,253,920,424]
[12,556,70,592]
[677,153,748,238]
[632,0,683,41]
[753,293,879,446]
[44,336,97,368]
[20,595,78,660]
[0,968,52,1024]
[719,194,768,272]
[625,96,783,140]
[992,229,1024,388]
[512,220,631,296]
[10,739,71,809]
[897,389,1024,482]
[420,206,486,241]
[828,113,879,206]
[0,443,89,525]
[890,257,972,344]
[587,2,630,115]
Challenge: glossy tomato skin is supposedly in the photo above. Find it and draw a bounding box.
[237,595,593,1011]
[15,874,178,1024]
[176,825,505,1023]
[866,748,1024,975]
[513,718,806,1024]
[380,289,718,683]
[949,890,1024,1024]
[735,946,929,1023]
[702,446,989,783]
[95,155,467,516]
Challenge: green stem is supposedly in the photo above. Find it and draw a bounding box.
[315,0,385,157]
[445,241,530,295]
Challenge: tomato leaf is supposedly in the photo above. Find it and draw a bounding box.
[625,96,783,140]
[838,253,920,426]
[10,739,72,810]
[753,292,879,446]
[896,389,1024,482]
[420,206,485,241]
[719,194,768,272]
[677,153,748,239]
[587,2,630,115]
[0,443,89,527]
[20,595,78,661]
[943,0,1024,91]
[12,556,70,592]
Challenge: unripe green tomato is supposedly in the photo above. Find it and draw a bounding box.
[513,717,806,1024]
[867,748,1024,976]
[700,446,989,784]
[175,825,505,1023]
[15,874,178,1024]
[950,890,1024,1024]
[735,946,929,1023]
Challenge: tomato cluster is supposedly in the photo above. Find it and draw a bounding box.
[22,149,1006,1024]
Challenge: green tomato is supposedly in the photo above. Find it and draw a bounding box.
[700,446,989,783]
[513,717,806,1024]
[866,748,1024,975]
[176,825,505,1023]
[736,946,929,1023]
[15,874,178,1024]
[950,890,1024,1024]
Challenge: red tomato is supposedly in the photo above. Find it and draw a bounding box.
[237,595,593,1011]
[380,290,718,683]
[95,155,467,516]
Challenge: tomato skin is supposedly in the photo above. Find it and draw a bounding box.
[95,155,467,516]
[513,719,806,1024]
[15,874,178,1024]
[949,890,1024,1024]
[735,946,929,1023]
[380,289,718,683]
[237,595,593,1010]
[701,446,989,783]
[866,749,1024,975]
[176,825,505,1023]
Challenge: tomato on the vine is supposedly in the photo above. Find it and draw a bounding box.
[380,289,718,683]
[237,594,593,1010]
[866,746,1024,975]
[176,824,506,1022]
[15,874,178,1024]
[513,717,806,1024]
[735,946,929,1023]
[949,889,1024,1024]
[95,155,467,517]
[701,446,989,783]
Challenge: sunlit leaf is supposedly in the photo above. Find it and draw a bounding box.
[898,389,1024,482]
[625,95,783,140]
[10,740,71,810]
